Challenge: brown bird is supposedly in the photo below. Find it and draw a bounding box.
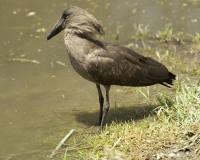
[47,6,175,133]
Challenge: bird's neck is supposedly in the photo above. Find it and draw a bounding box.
[63,28,101,55]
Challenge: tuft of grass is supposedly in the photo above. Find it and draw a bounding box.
[155,24,173,42]
[131,24,150,40]
[155,24,184,43]
[155,80,200,126]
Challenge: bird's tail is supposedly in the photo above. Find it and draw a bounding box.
[160,72,176,88]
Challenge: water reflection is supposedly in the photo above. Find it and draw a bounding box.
[0,0,200,159]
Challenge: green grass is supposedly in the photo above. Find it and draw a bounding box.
[155,80,200,126]
[155,24,184,43]
[131,24,150,40]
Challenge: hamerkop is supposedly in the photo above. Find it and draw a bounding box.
[47,6,176,133]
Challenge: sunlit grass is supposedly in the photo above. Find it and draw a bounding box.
[155,80,200,126]
[131,24,150,40]
[155,24,173,42]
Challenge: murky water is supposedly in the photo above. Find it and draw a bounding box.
[0,0,200,159]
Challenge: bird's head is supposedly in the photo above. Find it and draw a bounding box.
[47,6,105,40]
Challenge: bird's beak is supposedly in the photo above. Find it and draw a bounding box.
[47,17,65,40]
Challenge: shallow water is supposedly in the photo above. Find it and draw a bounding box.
[0,0,200,159]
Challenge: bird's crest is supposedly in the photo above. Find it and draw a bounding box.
[64,6,105,38]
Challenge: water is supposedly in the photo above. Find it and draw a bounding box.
[0,0,200,159]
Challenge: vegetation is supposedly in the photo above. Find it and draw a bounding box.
[131,24,150,40]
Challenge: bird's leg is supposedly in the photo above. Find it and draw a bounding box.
[99,85,111,133]
[96,84,104,125]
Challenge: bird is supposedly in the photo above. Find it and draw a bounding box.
[47,6,176,133]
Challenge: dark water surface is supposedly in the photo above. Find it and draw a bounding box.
[0,0,200,159]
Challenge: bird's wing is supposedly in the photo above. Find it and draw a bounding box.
[85,42,170,86]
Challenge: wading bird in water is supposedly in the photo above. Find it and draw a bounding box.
[47,6,176,133]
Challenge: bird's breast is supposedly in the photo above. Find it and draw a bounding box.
[64,34,103,83]
[66,47,98,83]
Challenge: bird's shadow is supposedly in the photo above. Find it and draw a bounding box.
[73,104,159,127]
